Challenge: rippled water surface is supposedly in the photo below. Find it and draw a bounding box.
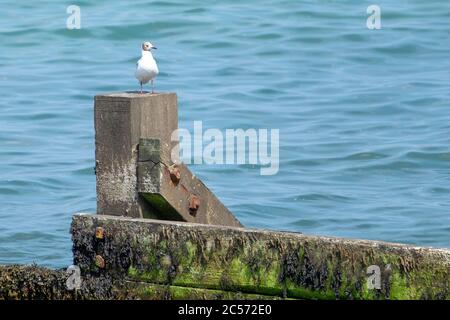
[1,1,450,267]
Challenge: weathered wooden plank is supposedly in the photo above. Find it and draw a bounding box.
[72,214,450,300]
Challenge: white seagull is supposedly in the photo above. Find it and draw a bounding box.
[135,41,159,94]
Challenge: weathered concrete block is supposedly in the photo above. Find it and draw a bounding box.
[94,92,178,218]
[137,138,242,227]
[0,265,74,300]
[72,214,450,300]
[95,92,242,227]
[0,264,281,300]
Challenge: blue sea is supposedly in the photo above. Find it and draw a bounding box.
[1,1,449,268]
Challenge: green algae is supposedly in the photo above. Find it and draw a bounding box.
[71,215,450,300]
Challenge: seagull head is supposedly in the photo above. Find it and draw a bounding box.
[142,41,157,51]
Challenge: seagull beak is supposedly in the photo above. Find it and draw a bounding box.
[152,46,157,50]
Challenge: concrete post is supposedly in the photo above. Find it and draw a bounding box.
[94,92,242,227]
[94,92,178,218]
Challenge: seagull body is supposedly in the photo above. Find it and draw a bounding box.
[135,41,159,93]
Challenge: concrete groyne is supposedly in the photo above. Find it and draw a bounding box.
[1,93,449,300]
[2,214,449,299]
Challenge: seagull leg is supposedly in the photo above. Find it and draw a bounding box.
[151,80,155,94]
[140,82,143,94]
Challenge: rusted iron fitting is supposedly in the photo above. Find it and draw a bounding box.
[95,227,105,240]
[95,255,105,269]
[188,195,200,216]
[168,164,181,184]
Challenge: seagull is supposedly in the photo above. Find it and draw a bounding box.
[135,41,159,94]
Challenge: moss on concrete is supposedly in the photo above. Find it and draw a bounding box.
[71,214,450,300]
[0,265,74,300]
[2,214,449,300]
[118,281,288,300]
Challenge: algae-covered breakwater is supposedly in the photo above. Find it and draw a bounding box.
[1,93,450,300]
[70,214,450,300]
[2,214,450,300]
[0,265,72,300]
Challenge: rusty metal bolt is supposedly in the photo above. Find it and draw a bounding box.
[168,164,181,184]
[188,195,200,216]
[95,255,105,269]
[95,227,104,240]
